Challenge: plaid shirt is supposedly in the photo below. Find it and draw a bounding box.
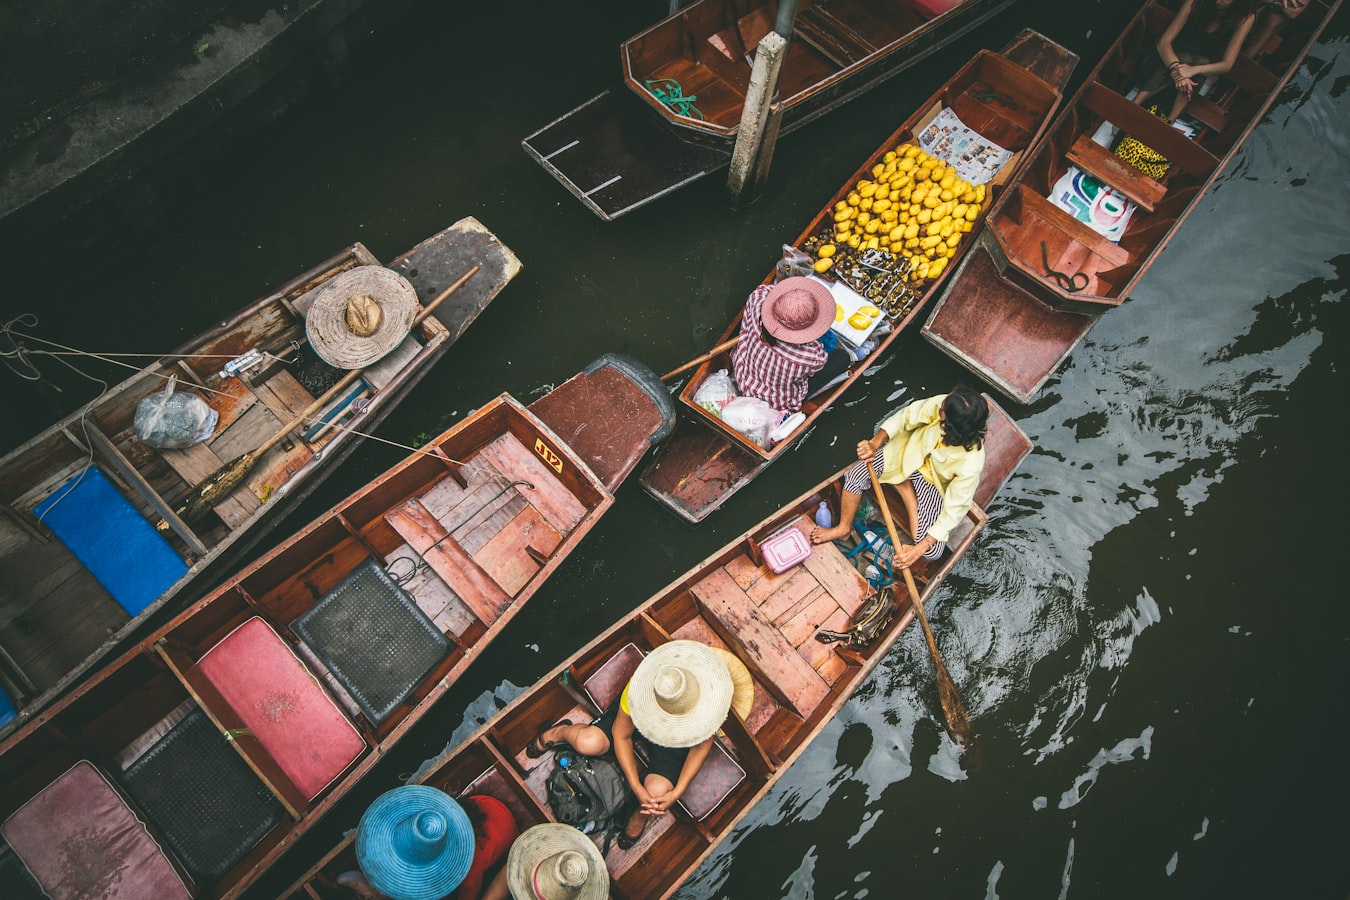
[731,284,828,412]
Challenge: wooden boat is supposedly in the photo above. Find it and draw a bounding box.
[523,0,1019,220]
[638,29,1074,523]
[921,0,1344,404]
[0,217,521,741]
[0,353,675,898]
[285,397,1033,900]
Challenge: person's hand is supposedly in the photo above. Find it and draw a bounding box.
[895,536,935,569]
[1172,67,1195,99]
[855,437,878,461]
[1283,0,1308,10]
[641,792,677,815]
[631,783,654,810]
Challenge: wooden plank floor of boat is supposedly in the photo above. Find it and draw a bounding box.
[924,242,1096,404]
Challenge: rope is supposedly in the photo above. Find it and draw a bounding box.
[1040,241,1089,293]
[644,78,704,120]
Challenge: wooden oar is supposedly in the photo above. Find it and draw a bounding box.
[167,266,479,527]
[660,336,741,381]
[866,459,973,747]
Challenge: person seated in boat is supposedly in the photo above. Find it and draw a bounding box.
[526,640,743,850]
[1132,0,1258,123]
[731,276,851,413]
[1244,0,1308,57]
[810,387,989,568]
[477,822,610,900]
[337,792,518,899]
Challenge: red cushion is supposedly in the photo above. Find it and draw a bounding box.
[1,760,192,899]
[903,0,964,18]
[582,643,646,713]
[196,617,365,801]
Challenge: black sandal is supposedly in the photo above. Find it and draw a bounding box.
[525,720,572,758]
[616,813,648,850]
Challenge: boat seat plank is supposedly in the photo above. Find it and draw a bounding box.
[200,376,259,435]
[1183,95,1227,133]
[476,434,588,536]
[1082,81,1220,177]
[253,369,315,420]
[780,590,842,648]
[385,498,510,624]
[455,490,529,558]
[159,442,256,528]
[205,402,285,469]
[1065,134,1165,212]
[797,526,871,617]
[473,506,563,597]
[690,567,829,718]
[753,567,821,621]
[383,544,478,638]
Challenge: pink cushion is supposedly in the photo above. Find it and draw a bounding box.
[582,643,645,713]
[903,0,964,18]
[1,760,192,900]
[195,617,365,801]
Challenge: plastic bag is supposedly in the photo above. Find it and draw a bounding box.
[775,244,815,282]
[720,396,780,447]
[693,368,737,415]
[134,376,218,449]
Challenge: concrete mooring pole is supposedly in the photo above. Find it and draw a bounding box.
[727,0,799,209]
[727,31,787,210]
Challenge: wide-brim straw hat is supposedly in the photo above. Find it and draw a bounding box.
[506,823,609,900]
[627,640,734,748]
[711,647,754,721]
[355,785,474,900]
[306,265,418,369]
[762,276,834,343]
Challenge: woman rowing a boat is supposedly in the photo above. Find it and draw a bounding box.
[526,641,744,850]
[1133,0,1258,123]
[731,276,851,413]
[811,388,988,568]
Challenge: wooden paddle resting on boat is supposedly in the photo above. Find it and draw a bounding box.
[0,353,674,899]
[0,217,520,744]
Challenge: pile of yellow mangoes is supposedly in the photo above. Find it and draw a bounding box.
[813,141,986,283]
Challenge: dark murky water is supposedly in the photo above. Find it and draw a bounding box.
[3,1,1348,897]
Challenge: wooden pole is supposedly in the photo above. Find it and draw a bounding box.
[660,336,741,381]
[728,31,789,210]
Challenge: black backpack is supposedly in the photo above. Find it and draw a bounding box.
[545,752,635,852]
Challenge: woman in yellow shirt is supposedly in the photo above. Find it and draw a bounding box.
[811,388,988,568]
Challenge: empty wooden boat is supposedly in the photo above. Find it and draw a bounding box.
[0,217,520,741]
[921,0,1343,403]
[638,29,1074,523]
[285,396,1031,900]
[0,352,674,899]
[523,0,1020,220]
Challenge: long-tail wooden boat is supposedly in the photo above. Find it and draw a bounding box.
[0,217,520,741]
[285,397,1032,900]
[921,0,1343,404]
[638,29,1074,523]
[523,0,1020,220]
[0,352,675,898]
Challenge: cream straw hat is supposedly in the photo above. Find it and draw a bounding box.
[305,265,418,369]
[626,640,734,748]
[506,823,609,900]
[711,647,754,721]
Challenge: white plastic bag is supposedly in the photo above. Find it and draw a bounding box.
[134,376,218,449]
[720,396,780,448]
[1047,166,1135,243]
[693,368,737,415]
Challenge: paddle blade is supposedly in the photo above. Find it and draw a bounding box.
[175,451,260,524]
[930,648,973,747]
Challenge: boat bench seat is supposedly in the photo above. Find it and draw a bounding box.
[1065,134,1166,213]
[190,617,366,811]
[793,7,877,67]
[582,642,746,822]
[1,760,193,899]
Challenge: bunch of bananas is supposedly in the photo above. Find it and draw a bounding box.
[814,142,986,284]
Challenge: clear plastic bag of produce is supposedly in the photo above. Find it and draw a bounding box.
[775,244,815,282]
[693,368,738,415]
[720,396,781,448]
[133,376,219,449]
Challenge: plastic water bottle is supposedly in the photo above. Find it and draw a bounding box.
[814,501,833,529]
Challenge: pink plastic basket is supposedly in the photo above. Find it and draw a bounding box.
[760,527,812,573]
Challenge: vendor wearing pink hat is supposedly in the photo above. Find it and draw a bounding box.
[731,276,850,413]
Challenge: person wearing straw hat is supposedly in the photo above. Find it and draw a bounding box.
[476,822,610,900]
[525,640,744,850]
[306,265,419,370]
[731,277,851,413]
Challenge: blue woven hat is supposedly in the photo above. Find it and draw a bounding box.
[355,786,474,900]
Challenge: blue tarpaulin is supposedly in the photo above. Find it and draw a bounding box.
[34,466,188,616]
